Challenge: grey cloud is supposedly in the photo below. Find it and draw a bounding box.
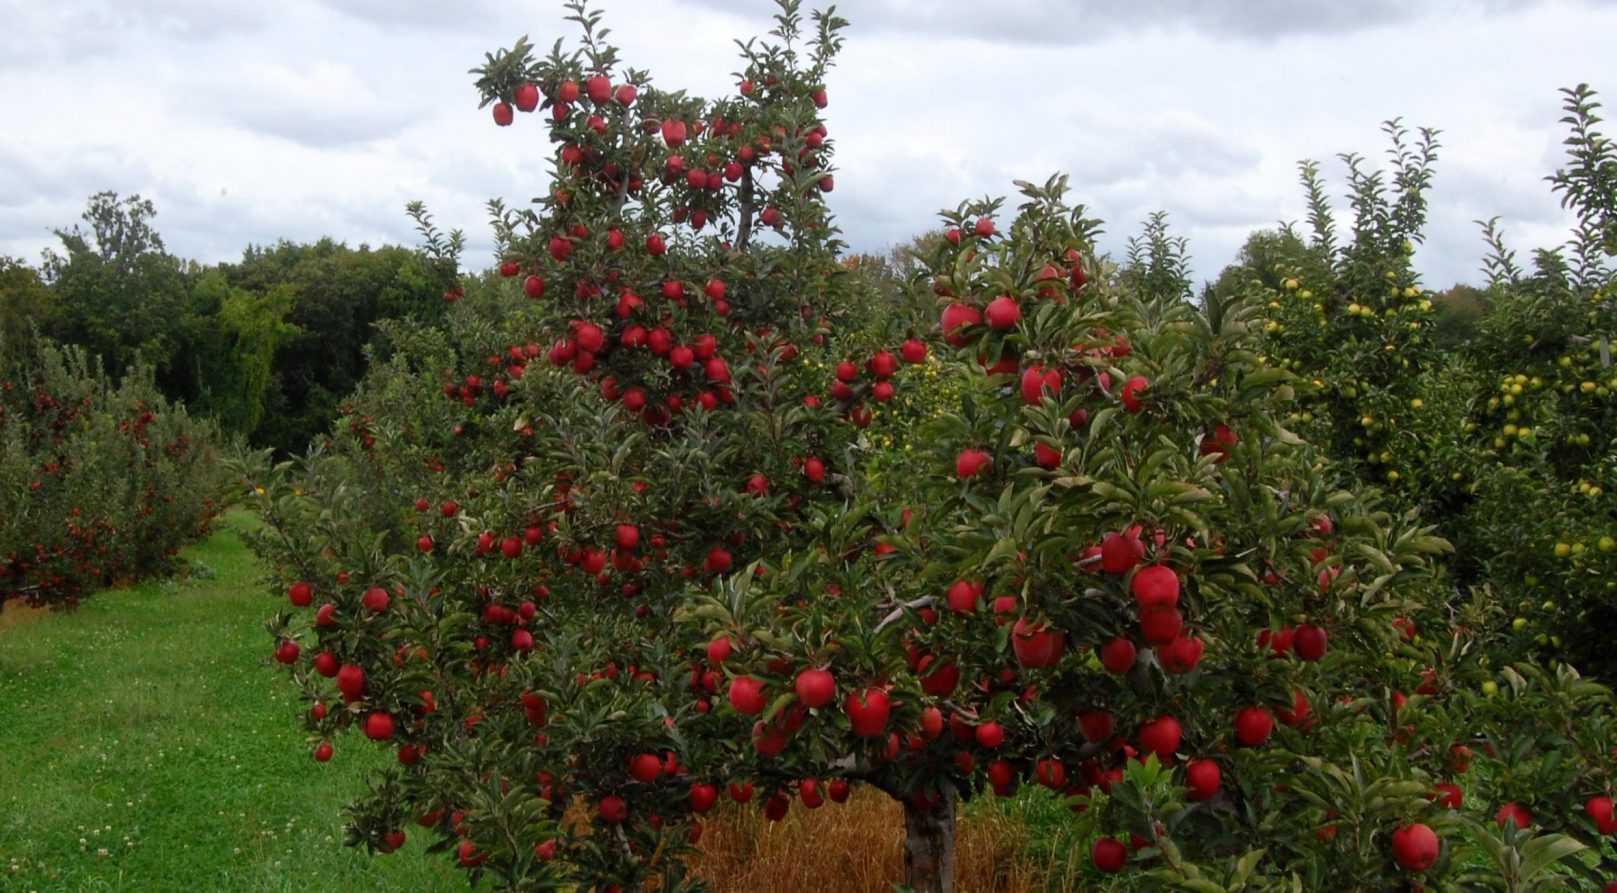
[0,144,159,240]
[1064,118,1263,184]
[675,0,1592,44]
[1149,130,1262,179]
[833,153,972,249]
[312,0,511,31]
[3,0,1608,295]
[0,0,272,64]
[198,63,418,149]
[153,183,414,265]
[1439,163,1563,226]
[823,113,1264,255]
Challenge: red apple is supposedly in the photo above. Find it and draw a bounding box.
[1100,637,1137,674]
[1130,564,1180,608]
[1100,531,1144,574]
[586,74,611,104]
[795,668,836,708]
[1234,706,1274,747]
[1293,624,1328,661]
[1586,795,1617,834]
[1495,802,1532,829]
[1185,758,1221,801]
[846,688,890,737]
[513,82,539,112]
[1092,838,1126,873]
[1138,715,1182,760]
[598,794,628,824]
[628,753,662,783]
[1011,617,1065,668]
[337,664,365,702]
[363,711,395,741]
[1121,375,1150,413]
[940,303,981,347]
[955,448,992,480]
[728,676,766,715]
[946,579,981,613]
[984,296,1021,330]
[1391,823,1439,872]
[974,721,1005,749]
[689,782,718,812]
[1078,709,1114,743]
[274,640,300,665]
[707,636,733,664]
[1019,365,1061,405]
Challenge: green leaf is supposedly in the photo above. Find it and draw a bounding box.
[763,691,796,723]
[1231,848,1266,885]
[1519,832,1586,880]
[1088,406,1118,443]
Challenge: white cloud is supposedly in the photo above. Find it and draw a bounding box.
[1,0,1612,288]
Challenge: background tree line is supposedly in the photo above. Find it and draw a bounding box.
[0,167,1592,471]
[0,191,453,455]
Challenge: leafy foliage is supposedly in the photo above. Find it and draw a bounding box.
[1236,84,1616,682]
[0,335,229,607]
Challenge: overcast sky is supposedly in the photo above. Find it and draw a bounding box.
[3,0,1615,287]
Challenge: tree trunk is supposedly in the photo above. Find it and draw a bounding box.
[902,789,957,893]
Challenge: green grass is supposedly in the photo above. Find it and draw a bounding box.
[965,787,1097,892]
[0,510,462,892]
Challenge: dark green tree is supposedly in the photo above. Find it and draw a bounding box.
[172,270,301,436]
[41,192,190,377]
[0,256,55,350]
[219,239,447,453]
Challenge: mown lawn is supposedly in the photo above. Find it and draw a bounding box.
[0,510,461,892]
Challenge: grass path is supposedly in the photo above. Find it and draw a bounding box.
[0,510,461,892]
[0,510,1073,893]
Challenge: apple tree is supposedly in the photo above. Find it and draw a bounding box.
[241,1,935,890]
[1245,85,1617,679]
[3,336,226,608]
[240,4,1617,892]
[686,174,1617,890]
[1436,84,1616,678]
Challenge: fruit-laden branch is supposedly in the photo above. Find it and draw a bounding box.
[736,165,755,252]
[611,130,636,213]
[822,752,898,788]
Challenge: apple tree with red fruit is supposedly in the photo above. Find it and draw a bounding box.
[688,178,1617,890]
[3,337,226,608]
[243,1,932,889]
[241,3,1617,891]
